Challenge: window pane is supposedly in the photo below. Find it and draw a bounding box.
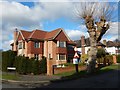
[34,42,40,48]
[18,42,22,49]
[59,54,66,60]
[59,41,66,47]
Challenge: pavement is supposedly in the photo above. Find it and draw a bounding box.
[2,72,61,88]
[2,72,61,83]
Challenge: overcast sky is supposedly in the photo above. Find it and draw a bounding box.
[0,0,119,50]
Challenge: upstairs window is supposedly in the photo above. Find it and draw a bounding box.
[34,42,40,48]
[18,42,22,49]
[57,41,66,47]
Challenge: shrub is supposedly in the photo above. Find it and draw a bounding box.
[104,55,113,65]
[2,50,17,71]
[39,56,47,74]
[116,55,120,63]
[32,59,40,75]
[97,48,106,58]
[81,54,88,63]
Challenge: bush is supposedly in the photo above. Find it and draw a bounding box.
[116,55,120,63]
[104,55,113,65]
[81,54,88,63]
[32,59,40,75]
[97,48,106,58]
[39,56,47,74]
[2,50,17,71]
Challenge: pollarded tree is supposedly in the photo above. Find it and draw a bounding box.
[74,2,114,73]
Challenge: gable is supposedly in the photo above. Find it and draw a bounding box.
[17,32,24,41]
[55,31,69,41]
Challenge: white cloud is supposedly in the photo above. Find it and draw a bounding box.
[101,22,118,41]
[65,29,89,40]
[2,40,14,51]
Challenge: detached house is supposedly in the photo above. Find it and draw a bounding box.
[11,28,75,65]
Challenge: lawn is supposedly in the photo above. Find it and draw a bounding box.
[2,73,20,80]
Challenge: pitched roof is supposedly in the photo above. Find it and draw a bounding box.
[68,40,76,45]
[28,30,47,40]
[18,28,71,41]
[45,28,61,40]
[20,30,32,39]
[75,37,120,48]
[97,42,106,47]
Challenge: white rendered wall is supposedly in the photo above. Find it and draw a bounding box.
[105,47,116,55]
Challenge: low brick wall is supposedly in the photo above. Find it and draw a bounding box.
[54,65,87,74]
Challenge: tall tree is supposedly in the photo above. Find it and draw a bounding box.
[75,2,114,73]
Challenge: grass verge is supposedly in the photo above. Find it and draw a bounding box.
[53,64,119,81]
[2,73,19,80]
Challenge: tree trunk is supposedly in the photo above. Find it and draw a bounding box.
[87,29,97,73]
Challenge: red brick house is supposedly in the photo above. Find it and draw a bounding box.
[11,28,75,65]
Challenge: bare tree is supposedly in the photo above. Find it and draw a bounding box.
[74,2,114,73]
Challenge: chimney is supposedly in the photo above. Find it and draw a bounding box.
[81,35,85,54]
[13,28,18,51]
[103,40,107,47]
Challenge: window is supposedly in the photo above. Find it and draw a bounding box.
[34,42,40,48]
[18,42,22,49]
[57,41,66,47]
[34,54,39,60]
[57,54,66,60]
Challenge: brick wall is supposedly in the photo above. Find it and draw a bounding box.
[54,65,87,74]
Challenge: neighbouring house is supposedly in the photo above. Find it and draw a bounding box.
[105,40,120,55]
[74,36,120,55]
[11,28,76,65]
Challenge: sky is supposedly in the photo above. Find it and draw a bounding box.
[0,0,119,51]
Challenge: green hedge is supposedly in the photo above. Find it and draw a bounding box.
[96,55,113,65]
[116,55,120,63]
[2,50,17,71]
[2,50,47,75]
[15,56,47,75]
[39,56,47,74]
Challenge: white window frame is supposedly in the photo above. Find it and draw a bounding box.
[18,41,22,49]
[34,42,40,48]
[57,54,66,60]
[57,41,66,47]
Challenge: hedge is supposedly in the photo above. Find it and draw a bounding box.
[116,55,120,63]
[2,50,17,71]
[2,50,47,75]
[14,56,47,75]
[96,55,113,65]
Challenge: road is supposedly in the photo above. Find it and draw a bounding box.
[2,70,120,89]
